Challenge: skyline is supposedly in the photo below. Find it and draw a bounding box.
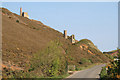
[2,2,118,52]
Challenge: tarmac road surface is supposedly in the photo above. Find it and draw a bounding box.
[64,64,106,80]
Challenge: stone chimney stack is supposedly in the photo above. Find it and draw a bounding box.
[71,34,75,44]
[20,7,22,16]
[64,30,67,39]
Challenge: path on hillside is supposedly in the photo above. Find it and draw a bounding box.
[65,64,105,80]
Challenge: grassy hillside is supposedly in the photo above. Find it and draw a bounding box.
[108,50,117,53]
[75,39,109,63]
[2,8,110,78]
[103,49,118,59]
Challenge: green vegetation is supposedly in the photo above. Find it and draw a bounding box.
[31,26,41,30]
[16,20,19,23]
[2,40,68,78]
[75,66,86,71]
[108,49,117,53]
[75,63,101,71]
[100,49,120,79]
[100,66,108,78]
[76,39,102,54]
[31,26,36,29]
[30,40,67,77]
[104,54,114,60]
[68,65,75,71]
[80,58,91,64]
[2,10,5,14]
[76,39,94,45]
[69,56,75,61]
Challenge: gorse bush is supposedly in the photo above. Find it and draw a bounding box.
[68,65,75,71]
[80,58,91,64]
[31,40,66,77]
[16,20,19,23]
[100,66,107,78]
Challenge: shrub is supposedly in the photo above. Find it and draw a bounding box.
[31,26,36,29]
[65,49,68,54]
[89,59,93,63]
[69,56,74,61]
[80,58,91,64]
[30,40,66,77]
[68,65,75,71]
[33,27,36,29]
[100,66,107,78]
[16,20,19,23]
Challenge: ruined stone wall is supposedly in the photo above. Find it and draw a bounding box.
[71,35,75,44]
[22,12,29,18]
[20,8,22,16]
[64,30,67,39]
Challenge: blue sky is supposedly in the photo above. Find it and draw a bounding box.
[2,2,118,52]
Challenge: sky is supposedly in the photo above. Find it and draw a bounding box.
[2,2,118,52]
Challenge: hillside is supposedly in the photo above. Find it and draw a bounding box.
[103,49,118,58]
[2,8,110,78]
[100,49,120,78]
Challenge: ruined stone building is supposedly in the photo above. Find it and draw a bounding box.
[20,8,29,18]
[64,30,67,39]
[71,34,75,44]
[22,12,29,18]
[20,8,22,16]
[63,30,76,44]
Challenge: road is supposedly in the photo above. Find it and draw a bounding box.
[64,64,105,80]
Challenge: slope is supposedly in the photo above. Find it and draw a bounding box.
[2,8,110,78]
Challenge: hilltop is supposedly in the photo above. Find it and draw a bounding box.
[2,8,110,78]
[103,49,118,58]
